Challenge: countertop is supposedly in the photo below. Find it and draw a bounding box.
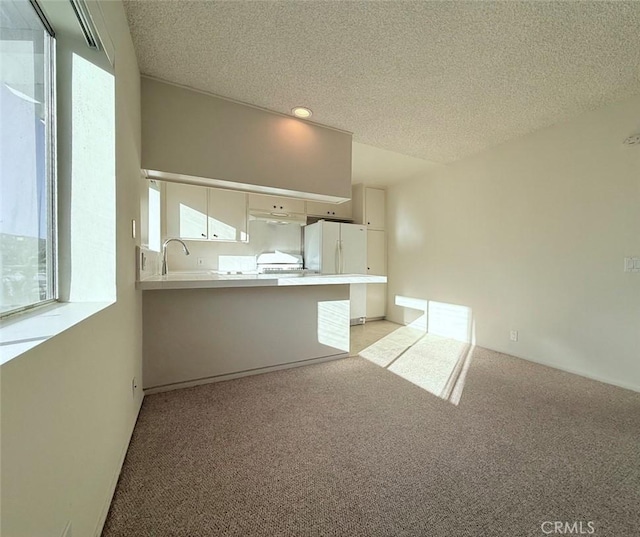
[137,272,387,290]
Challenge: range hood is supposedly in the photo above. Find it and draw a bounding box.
[249,210,307,225]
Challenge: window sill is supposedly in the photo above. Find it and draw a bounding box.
[0,301,114,365]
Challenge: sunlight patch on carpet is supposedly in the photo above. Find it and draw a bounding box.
[359,298,475,404]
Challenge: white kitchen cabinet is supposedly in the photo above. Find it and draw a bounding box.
[306,200,352,220]
[352,185,386,230]
[353,186,388,318]
[365,229,387,319]
[364,188,385,229]
[165,182,247,242]
[366,230,386,276]
[248,194,305,215]
[208,189,248,242]
[165,182,208,239]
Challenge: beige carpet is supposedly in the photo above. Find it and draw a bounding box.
[103,348,640,537]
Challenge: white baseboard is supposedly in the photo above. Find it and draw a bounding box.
[144,353,349,395]
[502,351,640,394]
[93,395,145,537]
[388,315,640,394]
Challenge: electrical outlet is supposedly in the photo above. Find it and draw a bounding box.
[624,257,640,272]
[132,377,138,398]
[510,330,519,342]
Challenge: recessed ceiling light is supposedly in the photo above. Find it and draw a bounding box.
[292,107,312,119]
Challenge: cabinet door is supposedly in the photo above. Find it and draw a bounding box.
[365,188,385,230]
[248,194,305,214]
[366,230,386,275]
[351,184,364,225]
[306,200,352,220]
[208,189,248,242]
[165,182,208,239]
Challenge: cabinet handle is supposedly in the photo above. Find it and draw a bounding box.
[201,233,206,237]
[213,234,218,238]
[367,222,371,225]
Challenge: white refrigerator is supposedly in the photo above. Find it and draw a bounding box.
[304,221,367,322]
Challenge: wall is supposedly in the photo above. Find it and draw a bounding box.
[387,95,640,392]
[56,34,116,303]
[143,285,350,391]
[0,2,143,536]
[141,77,352,201]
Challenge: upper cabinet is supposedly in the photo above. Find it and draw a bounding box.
[165,182,248,242]
[141,78,352,202]
[248,194,305,215]
[352,185,386,230]
[306,200,352,220]
[165,182,208,240]
[364,189,386,229]
[208,189,248,242]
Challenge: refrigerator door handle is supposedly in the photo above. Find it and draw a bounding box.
[335,240,340,274]
[340,240,345,274]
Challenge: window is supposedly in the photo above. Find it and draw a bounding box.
[0,0,56,316]
[148,180,161,252]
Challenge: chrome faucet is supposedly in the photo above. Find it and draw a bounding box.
[162,238,190,275]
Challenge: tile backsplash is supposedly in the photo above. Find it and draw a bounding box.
[163,220,303,272]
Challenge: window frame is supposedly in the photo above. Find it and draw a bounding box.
[0,0,58,319]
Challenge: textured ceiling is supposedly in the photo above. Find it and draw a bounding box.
[123,0,640,164]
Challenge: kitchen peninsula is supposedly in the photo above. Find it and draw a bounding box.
[139,271,386,393]
[138,77,387,393]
